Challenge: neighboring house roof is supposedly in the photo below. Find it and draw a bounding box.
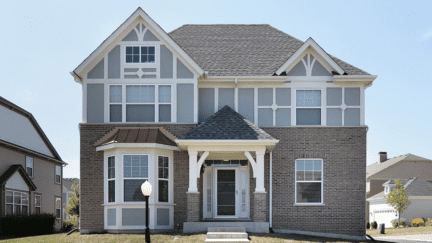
[180,106,276,140]
[366,153,431,179]
[169,24,370,76]
[0,165,37,191]
[93,127,178,147]
[63,178,80,193]
[367,177,432,201]
[0,96,65,164]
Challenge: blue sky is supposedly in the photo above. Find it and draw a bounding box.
[1,1,431,178]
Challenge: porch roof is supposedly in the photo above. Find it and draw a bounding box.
[180,106,276,140]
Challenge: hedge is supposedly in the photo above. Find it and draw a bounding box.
[0,213,56,237]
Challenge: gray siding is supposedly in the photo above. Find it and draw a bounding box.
[107,208,116,226]
[142,75,156,79]
[199,88,215,122]
[88,59,104,79]
[276,108,290,126]
[177,59,194,79]
[142,68,156,72]
[218,88,234,110]
[143,30,159,41]
[108,45,120,79]
[258,108,273,127]
[122,208,145,226]
[276,88,291,106]
[87,84,104,123]
[157,208,170,226]
[327,108,342,126]
[160,45,173,79]
[344,108,360,126]
[327,88,342,106]
[177,84,194,123]
[238,88,254,122]
[258,88,273,106]
[287,61,306,76]
[345,88,360,106]
[312,61,332,76]
[124,75,139,79]
[124,68,139,73]
[122,29,138,41]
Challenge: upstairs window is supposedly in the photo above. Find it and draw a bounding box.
[55,165,61,184]
[296,90,321,125]
[26,156,33,178]
[126,46,155,63]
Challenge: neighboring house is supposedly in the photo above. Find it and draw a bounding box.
[71,8,377,241]
[63,178,80,219]
[366,152,432,221]
[0,97,67,230]
[367,177,432,228]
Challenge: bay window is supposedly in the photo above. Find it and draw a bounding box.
[6,190,29,215]
[296,90,321,125]
[158,156,169,202]
[295,159,323,204]
[108,156,115,203]
[123,155,148,202]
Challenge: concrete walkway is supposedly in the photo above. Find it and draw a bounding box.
[375,233,432,243]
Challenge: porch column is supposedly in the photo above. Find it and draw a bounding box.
[187,150,200,222]
[254,150,267,222]
[255,150,266,193]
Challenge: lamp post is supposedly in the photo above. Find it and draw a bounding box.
[141,181,152,243]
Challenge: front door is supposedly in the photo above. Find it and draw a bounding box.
[216,169,236,217]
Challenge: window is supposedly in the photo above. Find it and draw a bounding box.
[158,156,169,202]
[108,156,115,203]
[26,156,33,178]
[124,155,148,202]
[295,159,323,204]
[55,197,61,219]
[5,190,29,215]
[55,165,61,184]
[326,87,361,126]
[126,46,155,63]
[296,90,321,125]
[109,84,171,123]
[35,194,41,214]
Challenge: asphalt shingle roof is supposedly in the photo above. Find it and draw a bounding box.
[368,178,432,200]
[366,153,432,179]
[180,106,275,140]
[169,24,370,76]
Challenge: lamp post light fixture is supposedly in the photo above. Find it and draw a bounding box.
[141,181,152,243]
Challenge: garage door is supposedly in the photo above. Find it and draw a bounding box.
[373,209,397,228]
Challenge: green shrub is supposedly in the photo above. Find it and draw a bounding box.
[0,213,55,237]
[400,219,407,227]
[413,223,418,227]
[426,218,432,227]
[62,219,77,232]
[392,221,398,228]
[371,221,378,229]
[419,222,425,227]
[366,221,370,229]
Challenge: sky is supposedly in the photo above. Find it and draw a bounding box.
[1,1,431,179]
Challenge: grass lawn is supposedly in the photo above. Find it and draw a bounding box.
[0,232,376,243]
[367,225,432,236]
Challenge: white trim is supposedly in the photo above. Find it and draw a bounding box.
[97,143,178,152]
[196,151,209,178]
[294,158,324,205]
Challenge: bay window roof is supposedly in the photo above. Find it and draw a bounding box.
[93,127,177,147]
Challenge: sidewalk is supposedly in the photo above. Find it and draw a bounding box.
[375,233,432,243]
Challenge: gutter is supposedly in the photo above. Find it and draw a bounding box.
[269,151,273,229]
[70,71,83,84]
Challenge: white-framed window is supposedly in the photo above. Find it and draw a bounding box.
[295,159,323,204]
[5,190,29,215]
[109,84,172,123]
[55,165,61,184]
[125,46,155,63]
[326,87,361,126]
[296,90,321,126]
[55,197,61,219]
[158,156,169,203]
[26,156,34,178]
[123,155,148,202]
[108,156,115,203]
[256,87,291,127]
[35,194,42,214]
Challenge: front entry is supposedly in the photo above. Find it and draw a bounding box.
[203,160,250,219]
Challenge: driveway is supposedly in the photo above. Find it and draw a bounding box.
[375,233,432,243]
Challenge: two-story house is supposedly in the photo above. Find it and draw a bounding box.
[71,8,377,240]
[0,97,66,230]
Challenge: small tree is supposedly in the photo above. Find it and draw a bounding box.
[385,179,411,225]
[65,183,80,224]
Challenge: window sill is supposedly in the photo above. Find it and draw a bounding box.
[293,203,325,206]
[102,203,176,206]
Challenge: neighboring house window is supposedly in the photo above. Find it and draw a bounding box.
[296,90,321,125]
[109,84,172,123]
[123,155,148,202]
[158,156,169,202]
[5,190,29,215]
[55,165,61,184]
[55,197,61,219]
[125,46,155,63]
[26,156,34,178]
[35,194,41,214]
[108,156,115,203]
[295,159,323,204]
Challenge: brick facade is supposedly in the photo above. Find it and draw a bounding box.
[80,124,366,238]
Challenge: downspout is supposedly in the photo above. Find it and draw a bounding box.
[269,151,273,229]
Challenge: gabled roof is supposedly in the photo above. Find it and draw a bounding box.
[169,24,370,76]
[0,165,37,191]
[368,178,432,200]
[93,127,178,147]
[180,106,276,140]
[0,96,65,164]
[367,153,432,179]
[72,7,203,81]
[63,178,80,193]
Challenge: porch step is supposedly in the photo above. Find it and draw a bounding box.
[205,227,249,242]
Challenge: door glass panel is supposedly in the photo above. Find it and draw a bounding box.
[217,170,235,215]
